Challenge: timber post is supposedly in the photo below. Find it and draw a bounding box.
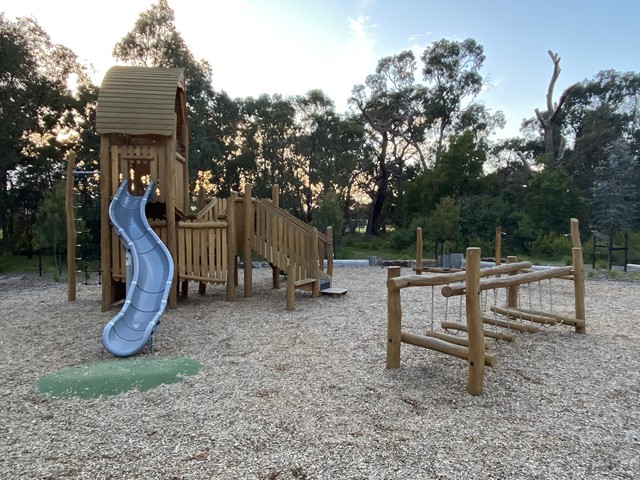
[226,192,237,302]
[386,266,402,369]
[416,227,423,275]
[506,256,519,309]
[243,183,253,298]
[65,151,77,302]
[465,247,484,395]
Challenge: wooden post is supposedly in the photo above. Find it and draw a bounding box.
[243,183,253,298]
[573,247,586,334]
[65,151,77,302]
[166,132,178,308]
[570,218,581,248]
[495,226,502,267]
[286,264,295,311]
[311,227,320,297]
[271,184,279,207]
[465,247,484,396]
[326,226,334,278]
[226,193,237,301]
[386,266,402,369]
[100,135,112,311]
[416,227,423,275]
[506,256,519,308]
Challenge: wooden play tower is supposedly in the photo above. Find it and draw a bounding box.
[95,66,333,312]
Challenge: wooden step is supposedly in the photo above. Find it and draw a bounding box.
[294,278,317,291]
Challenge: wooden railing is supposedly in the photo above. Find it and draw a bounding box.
[254,199,332,282]
[177,220,228,284]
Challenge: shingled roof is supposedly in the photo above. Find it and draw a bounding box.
[96,66,186,136]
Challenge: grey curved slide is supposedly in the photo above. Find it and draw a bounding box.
[102,180,174,357]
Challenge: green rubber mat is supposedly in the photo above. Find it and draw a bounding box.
[35,356,202,399]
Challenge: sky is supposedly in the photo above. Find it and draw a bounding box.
[3,0,640,138]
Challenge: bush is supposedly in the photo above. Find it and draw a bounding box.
[526,233,572,260]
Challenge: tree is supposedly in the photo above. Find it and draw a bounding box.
[113,0,216,190]
[534,50,579,166]
[420,38,489,164]
[0,15,95,253]
[588,140,638,237]
[524,168,583,233]
[349,50,423,235]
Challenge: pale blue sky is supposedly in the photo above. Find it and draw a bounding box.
[4,0,639,138]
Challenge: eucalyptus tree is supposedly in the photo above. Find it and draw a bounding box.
[420,38,491,165]
[0,14,94,252]
[238,94,304,214]
[349,50,425,235]
[294,90,365,223]
[561,70,640,192]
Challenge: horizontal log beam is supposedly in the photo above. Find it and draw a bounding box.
[401,332,496,367]
[441,266,574,297]
[481,315,540,333]
[178,221,227,229]
[490,306,584,328]
[389,261,532,290]
[425,330,490,350]
[441,322,516,342]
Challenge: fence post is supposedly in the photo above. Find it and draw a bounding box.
[416,227,423,275]
[573,247,586,334]
[226,193,237,302]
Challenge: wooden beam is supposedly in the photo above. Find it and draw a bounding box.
[243,184,253,298]
[441,322,516,342]
[100,135,112,312]
[415,227,423,275]
[440,265,574,297]
[401,332,496,367]
[573,246,586,334]
[482,315,540,333]
[389,261,532,290]
[425,330,490,350]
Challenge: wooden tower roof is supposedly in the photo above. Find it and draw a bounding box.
[96,66,186,137]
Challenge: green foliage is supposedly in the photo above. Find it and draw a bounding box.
[311,190,344,239]
[428,197,460,247]
[391,217,428,251]
[588,140,638,235]
[34,182,67,254]
[524,168,583,233]
[526,232,572,260]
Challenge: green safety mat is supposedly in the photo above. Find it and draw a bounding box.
[35,356,202,399]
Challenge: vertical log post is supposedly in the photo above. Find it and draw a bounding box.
[416,227,423,275]
[243,183,253,298]
[65,151,77,302]
[271,184,281,288]
[570,218,581,248]
[286,264,295,311]
[495,226,502,268]
[166,132,178,309]
[326,226,334,279]
[573,247,586,334]
[386,266,402,369]
[465,247,485,396]
[506,256,519,308]
[311,227,320,297]
[100,135,112,311]
[226,192,237,301]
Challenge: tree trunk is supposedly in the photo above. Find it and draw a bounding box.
[366,134,389,235]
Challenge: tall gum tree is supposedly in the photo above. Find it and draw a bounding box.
[349,50,423,235]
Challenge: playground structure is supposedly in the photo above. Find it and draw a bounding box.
[65,66,334,355]
[388,219,586,395]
